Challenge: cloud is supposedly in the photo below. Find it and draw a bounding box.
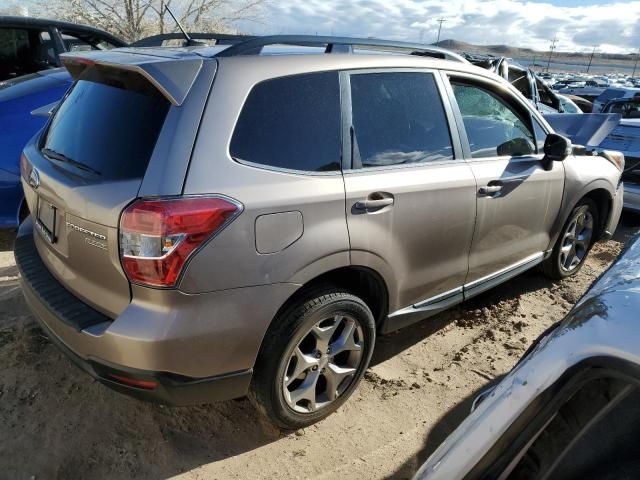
[248,0,640,53]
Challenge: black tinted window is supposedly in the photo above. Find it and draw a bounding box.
[350,72,453,168]
[0,28,53,80]
[230,72,341,172]
[452,82,535,158]
[44,72,170,180]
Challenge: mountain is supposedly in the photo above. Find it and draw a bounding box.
[434,39,636,63]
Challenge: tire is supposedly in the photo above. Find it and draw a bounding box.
[543,198,599,280]
[249,288,375,429]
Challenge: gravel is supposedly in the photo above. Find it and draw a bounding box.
[0,213,638,479]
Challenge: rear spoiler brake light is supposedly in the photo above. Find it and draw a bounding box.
[60,53,203,106]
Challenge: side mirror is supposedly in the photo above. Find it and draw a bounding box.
[497,137,536,157]
[543,133,572,162]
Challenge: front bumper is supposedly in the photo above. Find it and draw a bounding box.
[602,182,624,240]
[15,219,298,405]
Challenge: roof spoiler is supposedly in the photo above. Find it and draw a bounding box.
[60,51,203,106]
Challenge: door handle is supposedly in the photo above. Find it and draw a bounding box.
[355,197,394,210]
[478,184,503,196]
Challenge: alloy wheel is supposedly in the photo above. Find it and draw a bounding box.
[560,209,594,272]
[283,314,364,413]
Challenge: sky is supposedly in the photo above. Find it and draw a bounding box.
[9,0,640,54]
[248,0,640,54]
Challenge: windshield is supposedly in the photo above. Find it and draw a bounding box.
[43,72,169,180]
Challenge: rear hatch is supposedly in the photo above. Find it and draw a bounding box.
[20,49,208,317]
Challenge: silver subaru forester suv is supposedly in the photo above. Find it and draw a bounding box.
[15,36,624,429]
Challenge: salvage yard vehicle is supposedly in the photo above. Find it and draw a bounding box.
[0,69,73,228]
[598,99,640,212]
[463,53,564,113]
[0,16,125,81]
[415,234,640,480]
[593,86,640,113]
[15,35,624,429]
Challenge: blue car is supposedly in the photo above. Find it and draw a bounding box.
[0,69,73,227]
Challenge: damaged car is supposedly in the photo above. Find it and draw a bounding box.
[598,97,640,212]
[463,53,565,114]
[14,35,624,428]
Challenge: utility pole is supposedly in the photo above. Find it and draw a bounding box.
[633,47,640,78]
[546,36,558,72]
[435,18,446,45]
[586,45,597,73]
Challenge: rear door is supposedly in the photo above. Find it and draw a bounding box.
[444,73,564,291]
[341,69,477,310]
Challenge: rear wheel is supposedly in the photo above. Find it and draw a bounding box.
[249,289,375,429]
[543,199,598,279]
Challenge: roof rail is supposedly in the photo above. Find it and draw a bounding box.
[214,35,469,63]
[131,32,253,47]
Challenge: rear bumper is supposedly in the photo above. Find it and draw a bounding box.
[29,303,253,406]
[602,182,624,240]
[624,182,640,212]
[15,218,298,405]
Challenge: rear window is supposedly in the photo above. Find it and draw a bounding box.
[230,71,341,172]
[43,68,170,180]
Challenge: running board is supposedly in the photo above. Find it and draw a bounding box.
[381,251,549,334]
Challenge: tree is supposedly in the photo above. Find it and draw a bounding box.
[45,0,265,42]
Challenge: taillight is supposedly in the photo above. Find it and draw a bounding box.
[119,196,242,287]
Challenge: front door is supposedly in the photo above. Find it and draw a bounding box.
[445,75,564,288]
[341,70,477,311]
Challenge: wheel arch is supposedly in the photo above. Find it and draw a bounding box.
[550,180,615,249]
[582,188,612,241]
[281,265,390,329]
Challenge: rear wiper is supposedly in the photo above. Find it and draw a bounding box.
[42,148,101,176]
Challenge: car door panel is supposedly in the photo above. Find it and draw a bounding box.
[445,75,564,286]
[340,70,477,311]
[467,157,564,281]
[344,164,477,310]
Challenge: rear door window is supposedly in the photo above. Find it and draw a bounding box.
[230,71,341,172]
[44,68,170,180]
[349,72,454,168]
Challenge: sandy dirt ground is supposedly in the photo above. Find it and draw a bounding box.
[1,213,639,480]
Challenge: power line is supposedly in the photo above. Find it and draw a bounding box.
[435,18,446,44]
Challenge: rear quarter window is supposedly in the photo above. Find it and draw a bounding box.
[230,71,341,172]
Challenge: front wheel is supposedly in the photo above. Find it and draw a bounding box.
[249,289,375,429]
[543,198,598,279]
